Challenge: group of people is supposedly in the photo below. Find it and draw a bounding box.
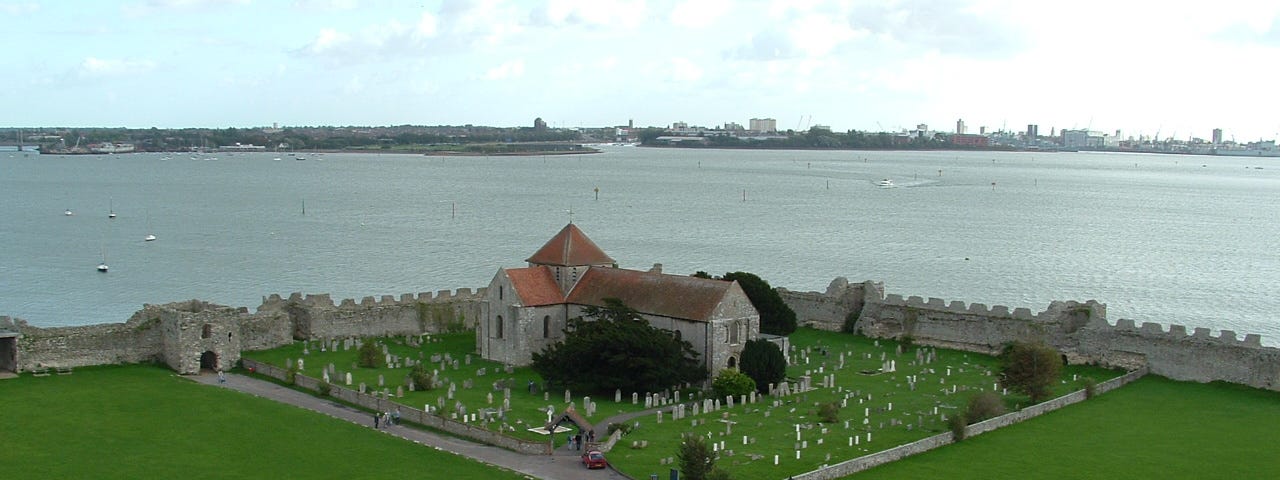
[372,409,400,429]
[565,430,596,450]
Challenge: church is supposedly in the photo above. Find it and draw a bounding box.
[478,224,761,374]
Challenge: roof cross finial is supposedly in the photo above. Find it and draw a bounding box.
[567,206,574,224]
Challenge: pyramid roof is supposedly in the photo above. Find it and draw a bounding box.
[526,223,615,267]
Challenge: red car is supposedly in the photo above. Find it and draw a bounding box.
[581,450,608,469]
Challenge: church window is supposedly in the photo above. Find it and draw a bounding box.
[543,315,551,338]
[499,286,503,300]
[730,320,740,344]
[494,315,504,339]
[201,324,212,339]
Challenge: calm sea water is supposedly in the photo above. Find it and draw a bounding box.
[2,147,1277,345]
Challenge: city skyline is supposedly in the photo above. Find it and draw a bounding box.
[5,0,1280,140]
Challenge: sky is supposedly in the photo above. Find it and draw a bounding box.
[4,0,1280,140]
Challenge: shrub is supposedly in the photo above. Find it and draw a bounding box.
[358,340,385,369]
[285,366,298,385]
[898,334,915,348]
[998,341,1063,403]
[818,402,840,423]
[317,381,332,396]
[711,369,756,400]
[408,364,435,391]
[841,311,859,334]
[964,392,1006,423]
[949,413,968,441]
[607,422,634,436]
[1083,377,1098,399]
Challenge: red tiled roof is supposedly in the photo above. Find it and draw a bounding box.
[565,267,732,322]
[526,224,615,267]
[505,266,565,307]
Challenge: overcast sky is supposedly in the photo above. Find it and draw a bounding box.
[5,0,1279,140]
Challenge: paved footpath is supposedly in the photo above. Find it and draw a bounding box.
[192,372,633,480]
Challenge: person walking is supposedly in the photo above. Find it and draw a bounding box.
[373,412,380,429]
[217,369,226,384]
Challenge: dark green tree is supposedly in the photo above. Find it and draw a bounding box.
[357,340,384,368]
[722,272,796,335]
[531,298,707,394]
[998,341,1063,403]
[677,434,716,480]
[738,338,786,394]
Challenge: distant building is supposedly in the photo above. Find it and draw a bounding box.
[956,119,966,135]
[749,118,777,133]
[1027,124,1039,139]
[723,122,744,131]
[1212,128,1223,145]
[950,134,989,147]
[534,117,548,131]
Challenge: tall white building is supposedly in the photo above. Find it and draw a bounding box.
[749,118,777,133]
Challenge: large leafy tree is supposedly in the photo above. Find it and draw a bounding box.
[998,341,1063,403]
[722,271,797,335]
[738,338,787,394]
[531,298,707,394]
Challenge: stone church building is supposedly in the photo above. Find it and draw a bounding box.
[479,224,760,374]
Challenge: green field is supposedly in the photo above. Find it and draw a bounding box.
[0,365,528,479]
[854,376,1280,479]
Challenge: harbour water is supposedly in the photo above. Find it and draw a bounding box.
[2,147,1277,345]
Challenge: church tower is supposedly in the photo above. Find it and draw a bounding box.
[524,223,615,294]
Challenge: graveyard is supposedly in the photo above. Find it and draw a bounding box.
[241,328,1119,478]
[0,364,529,479]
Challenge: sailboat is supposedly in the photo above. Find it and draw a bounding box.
[97,245,109,272]
[108,198,117,219]
[144,210,156,242]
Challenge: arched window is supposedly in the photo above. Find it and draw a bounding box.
[727,356,737,369]
[543,315,551,338]
[494,315,504,339]
[499,286,504,300]
[201,324,212,339]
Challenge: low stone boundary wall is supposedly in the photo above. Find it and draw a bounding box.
[243,359,550,456]
[790,368,1148,480]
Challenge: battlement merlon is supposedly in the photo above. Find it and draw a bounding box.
[1088,319,1271,349]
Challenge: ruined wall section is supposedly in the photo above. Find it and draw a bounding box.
[12,310,164,370]
[778,277,880,331]
[257,289,485,341]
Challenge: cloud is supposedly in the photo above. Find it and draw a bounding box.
[845,0,1024,58]
[482,59,525,80]
[79,57,157,76]
[1,2,40,15]
[530,0,645,29]
[670,0,728,28]
[667,57,702,82]
[122,0,250,16]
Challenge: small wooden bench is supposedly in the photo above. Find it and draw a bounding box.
[56,367,73,375]
[31,368,50,377]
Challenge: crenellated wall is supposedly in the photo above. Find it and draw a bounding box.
[258,288,484,340]
[4,287,484,375]
[781,277,1280,392]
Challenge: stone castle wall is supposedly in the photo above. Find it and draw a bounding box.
[781,276,1280,392]
[4,288,484,375]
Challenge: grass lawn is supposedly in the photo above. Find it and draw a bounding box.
[854,375,1280,479]
[0,365,528,479]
